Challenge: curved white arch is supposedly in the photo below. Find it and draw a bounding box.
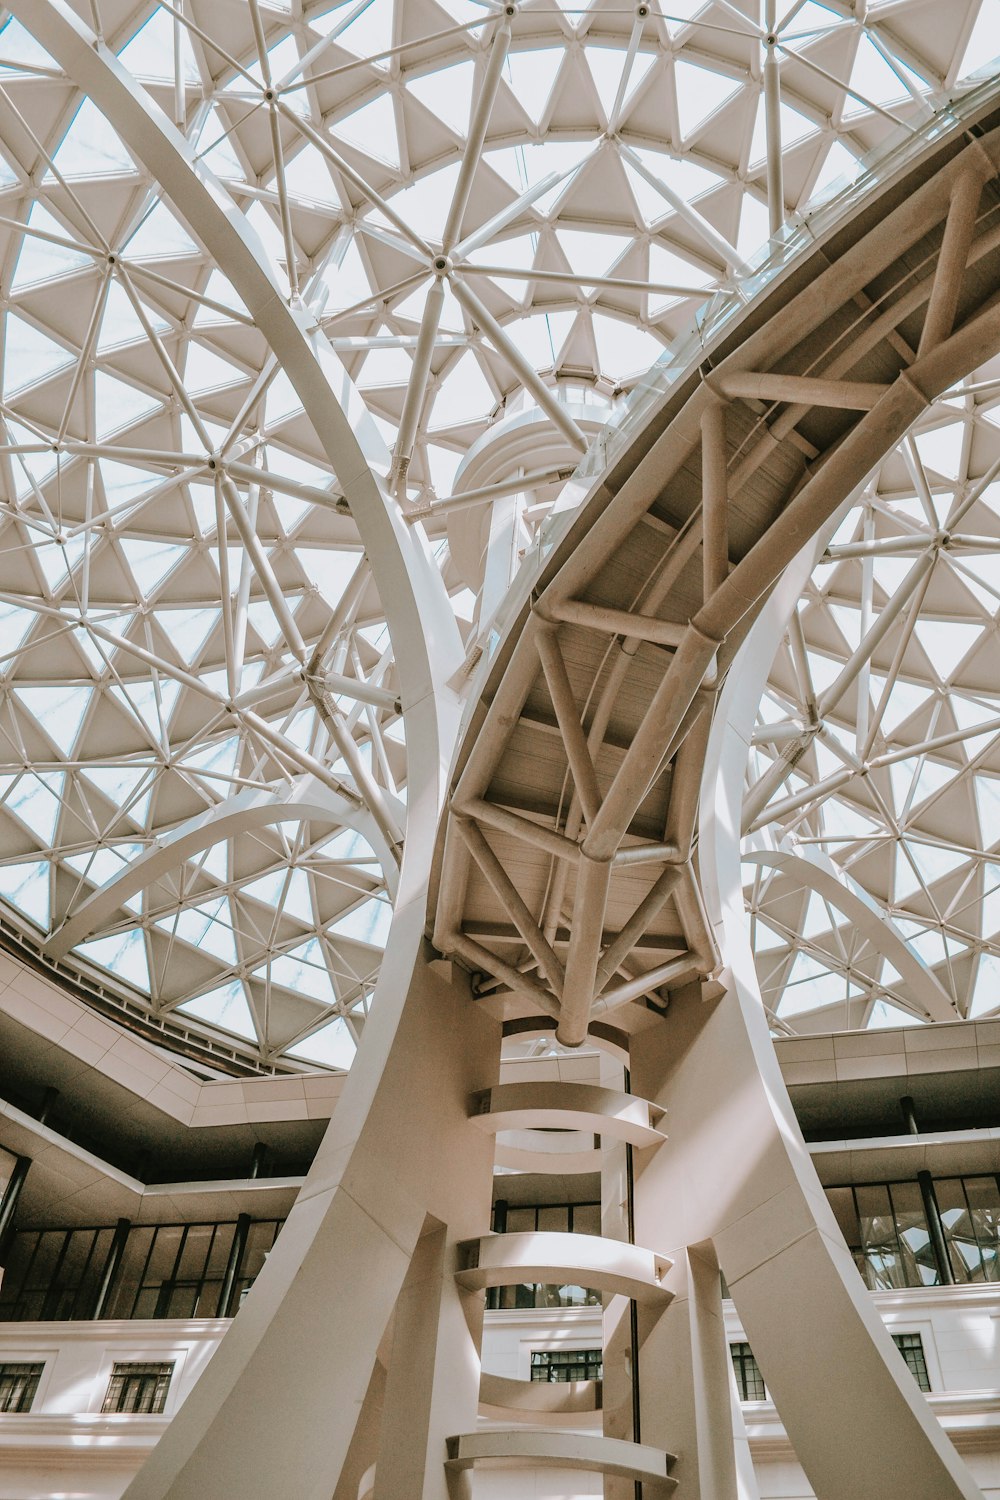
[47,775,402,961]
[743,844,958,1023]
[10,0,463,839]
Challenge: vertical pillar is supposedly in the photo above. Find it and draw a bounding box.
[122,952,496,1500]
[219,1214,252,1318]
[600,1050,634,1500]
[368,968,498,1500]
[92,1217,132,1319]
[0,1156,30,1261]
[688,1241,741,1500]
[629,1016,739,1500]
[250,1143,268,1179]
[763,0,784,238]
[917,1172,954,1287]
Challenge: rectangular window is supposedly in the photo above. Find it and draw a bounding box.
[892,1332,931,1392]
[730,1341,766,1401]
[530,1348,603,1383]
[0,1363,43,1412]
[102,1361,174,1415]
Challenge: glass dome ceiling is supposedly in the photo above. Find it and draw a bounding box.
[0,0,996,1071]
[746,366,1000,1035]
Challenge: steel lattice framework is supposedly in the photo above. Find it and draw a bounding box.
[0,0,996,1077]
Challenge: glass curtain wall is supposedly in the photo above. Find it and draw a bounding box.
[0,1218,283,1321]
[827,1176,1000,1289]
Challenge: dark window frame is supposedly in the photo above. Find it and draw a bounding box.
[730,1341,766,1401]
[529,1348,603,1383]
[892,1331,932,1392]
[0,1362,43,1412]
[102,1361,174,1415]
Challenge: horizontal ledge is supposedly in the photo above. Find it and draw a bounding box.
[445,1429,676,1490]
[456,1231,673,1307]
[478,1371,602,1421]
[471,1082,667,1150]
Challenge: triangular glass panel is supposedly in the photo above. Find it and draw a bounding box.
[779,950,847,1014]
[184,342,246,393]
[970,950,1000,1016]
[673,60,741,138]
[11,203,90,291]
[157,898,237,963]
[124,201,198,259]
[4,772,64,845]
[297,549,365,599]
[177,981,257,1041]
[81,763,156,825]
[322,827,378,864]
[242,865,312,918]
[802,890,836,938]
[0,860,49,927]
[958,0,1000,81]
[977,774,1000,849]
[94,372,162,439]
[752,916,786,952]
[503,49,564,126]
[333,95,400,168]
[749,95,818,167]
[99,460,158,505]
[34,536,86,592]
[259,936,336,1001]
[97,280,157,351]
[48,98,135,178]
[843,32,910,117]
[329,896,392,946]
[912,620,982,680]
[809,139,861,203]
[286,1015,357,1070]
[868,672,934,737]
[182,734,241,780]
[76,928,150,990]
[120,538,186,596]
[65,842,144,889]
[110,680,181,737]
[14,685,93,755]
[556,229,632,280]
[820,797,880,841]
[407,60,474,136]
[330,1,393,57]
[0,601,36,655]
[4,313,74,394]
[907,840,967,891]
[119,8,200,82]
[913,422,965,483]
[867,997,925,1028]
[430,351,495,428]
[159,607,218,662]
[0,19,52,70]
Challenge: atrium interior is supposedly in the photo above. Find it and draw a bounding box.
[0,0,998,1497]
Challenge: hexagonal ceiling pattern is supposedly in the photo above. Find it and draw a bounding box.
[0,0,996,1070]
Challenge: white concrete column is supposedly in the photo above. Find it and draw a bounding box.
[628,1016,740,1500]
[123,953,500,1500]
